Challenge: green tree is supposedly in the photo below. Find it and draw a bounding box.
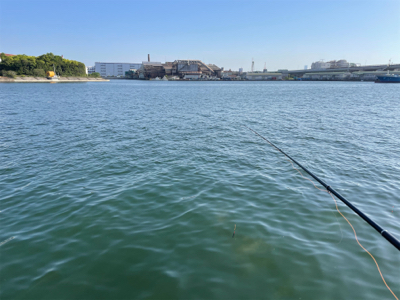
[2,70,17,78]
[33,69,46,77]
[0,53,86,76]
[88,72,100,78]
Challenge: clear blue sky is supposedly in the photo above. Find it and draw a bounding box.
[1,0,399,71]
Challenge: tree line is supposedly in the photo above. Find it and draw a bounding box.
[0,53,89,77]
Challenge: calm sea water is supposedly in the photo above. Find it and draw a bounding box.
[1,81,399,300]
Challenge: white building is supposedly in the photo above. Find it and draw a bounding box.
[335,59,350,68]
[86,66,95,74]
[95,62,142,77]
[326,59,349,68]
[311,61,331,69]
[311,59,354,69]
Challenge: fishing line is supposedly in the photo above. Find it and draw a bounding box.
[244,125,400,251]
[289,159,397,300]
[0,236,15,246]
[328,192,399,300]
[245,126,399,299]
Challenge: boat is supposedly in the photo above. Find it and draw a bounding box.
[375,60,400,83]
[375,74,400,83]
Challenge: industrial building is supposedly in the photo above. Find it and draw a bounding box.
[136,62,165,79]
[169,60,222,79]
[302,72,351,80]
[245,72,283,80]
[135,60,222,80]
[95,62,142,77]
[311,59,357,69]
[310,61,331,69]
[221,70,244,80]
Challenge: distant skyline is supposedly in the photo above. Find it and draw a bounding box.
[1,0,399,71]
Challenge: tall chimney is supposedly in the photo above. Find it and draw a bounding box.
[148,54,150,62]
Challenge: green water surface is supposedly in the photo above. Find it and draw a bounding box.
[1,81,399,299]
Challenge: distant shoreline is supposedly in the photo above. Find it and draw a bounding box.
[0,76,109,83]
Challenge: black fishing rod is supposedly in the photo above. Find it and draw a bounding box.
[245,126,400,251]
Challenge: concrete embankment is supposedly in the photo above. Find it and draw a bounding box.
[0,76,109,83]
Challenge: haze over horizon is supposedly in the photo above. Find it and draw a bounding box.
[1,0,399,71]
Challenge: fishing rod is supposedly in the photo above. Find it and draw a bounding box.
[245,126,400,251]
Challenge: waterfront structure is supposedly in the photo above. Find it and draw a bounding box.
[86,66,95,75]
[125,69,138,79]
[288,62,400,78]
[137,62,165,79]
[222,69,234,78]
[95,62,142,77]
[222,70,242,80]
[302,72,351,80]
[207,64,222,78]
[136,60,222,80]
[171,60,221,79]
[352,71,400,81]
[301,70,400,81]
[277,69,289,78]
[245,72,283,80]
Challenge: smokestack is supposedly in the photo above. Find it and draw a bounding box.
[148,54,150,62]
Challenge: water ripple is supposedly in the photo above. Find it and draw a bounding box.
[1,81,399,300]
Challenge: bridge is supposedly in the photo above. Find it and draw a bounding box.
[287,64,400,77]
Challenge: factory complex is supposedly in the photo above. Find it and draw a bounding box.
[86,57,400,82]
[88,55,222,81]
[134,59,222,80]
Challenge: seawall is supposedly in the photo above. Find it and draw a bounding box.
[0,76,109,83]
